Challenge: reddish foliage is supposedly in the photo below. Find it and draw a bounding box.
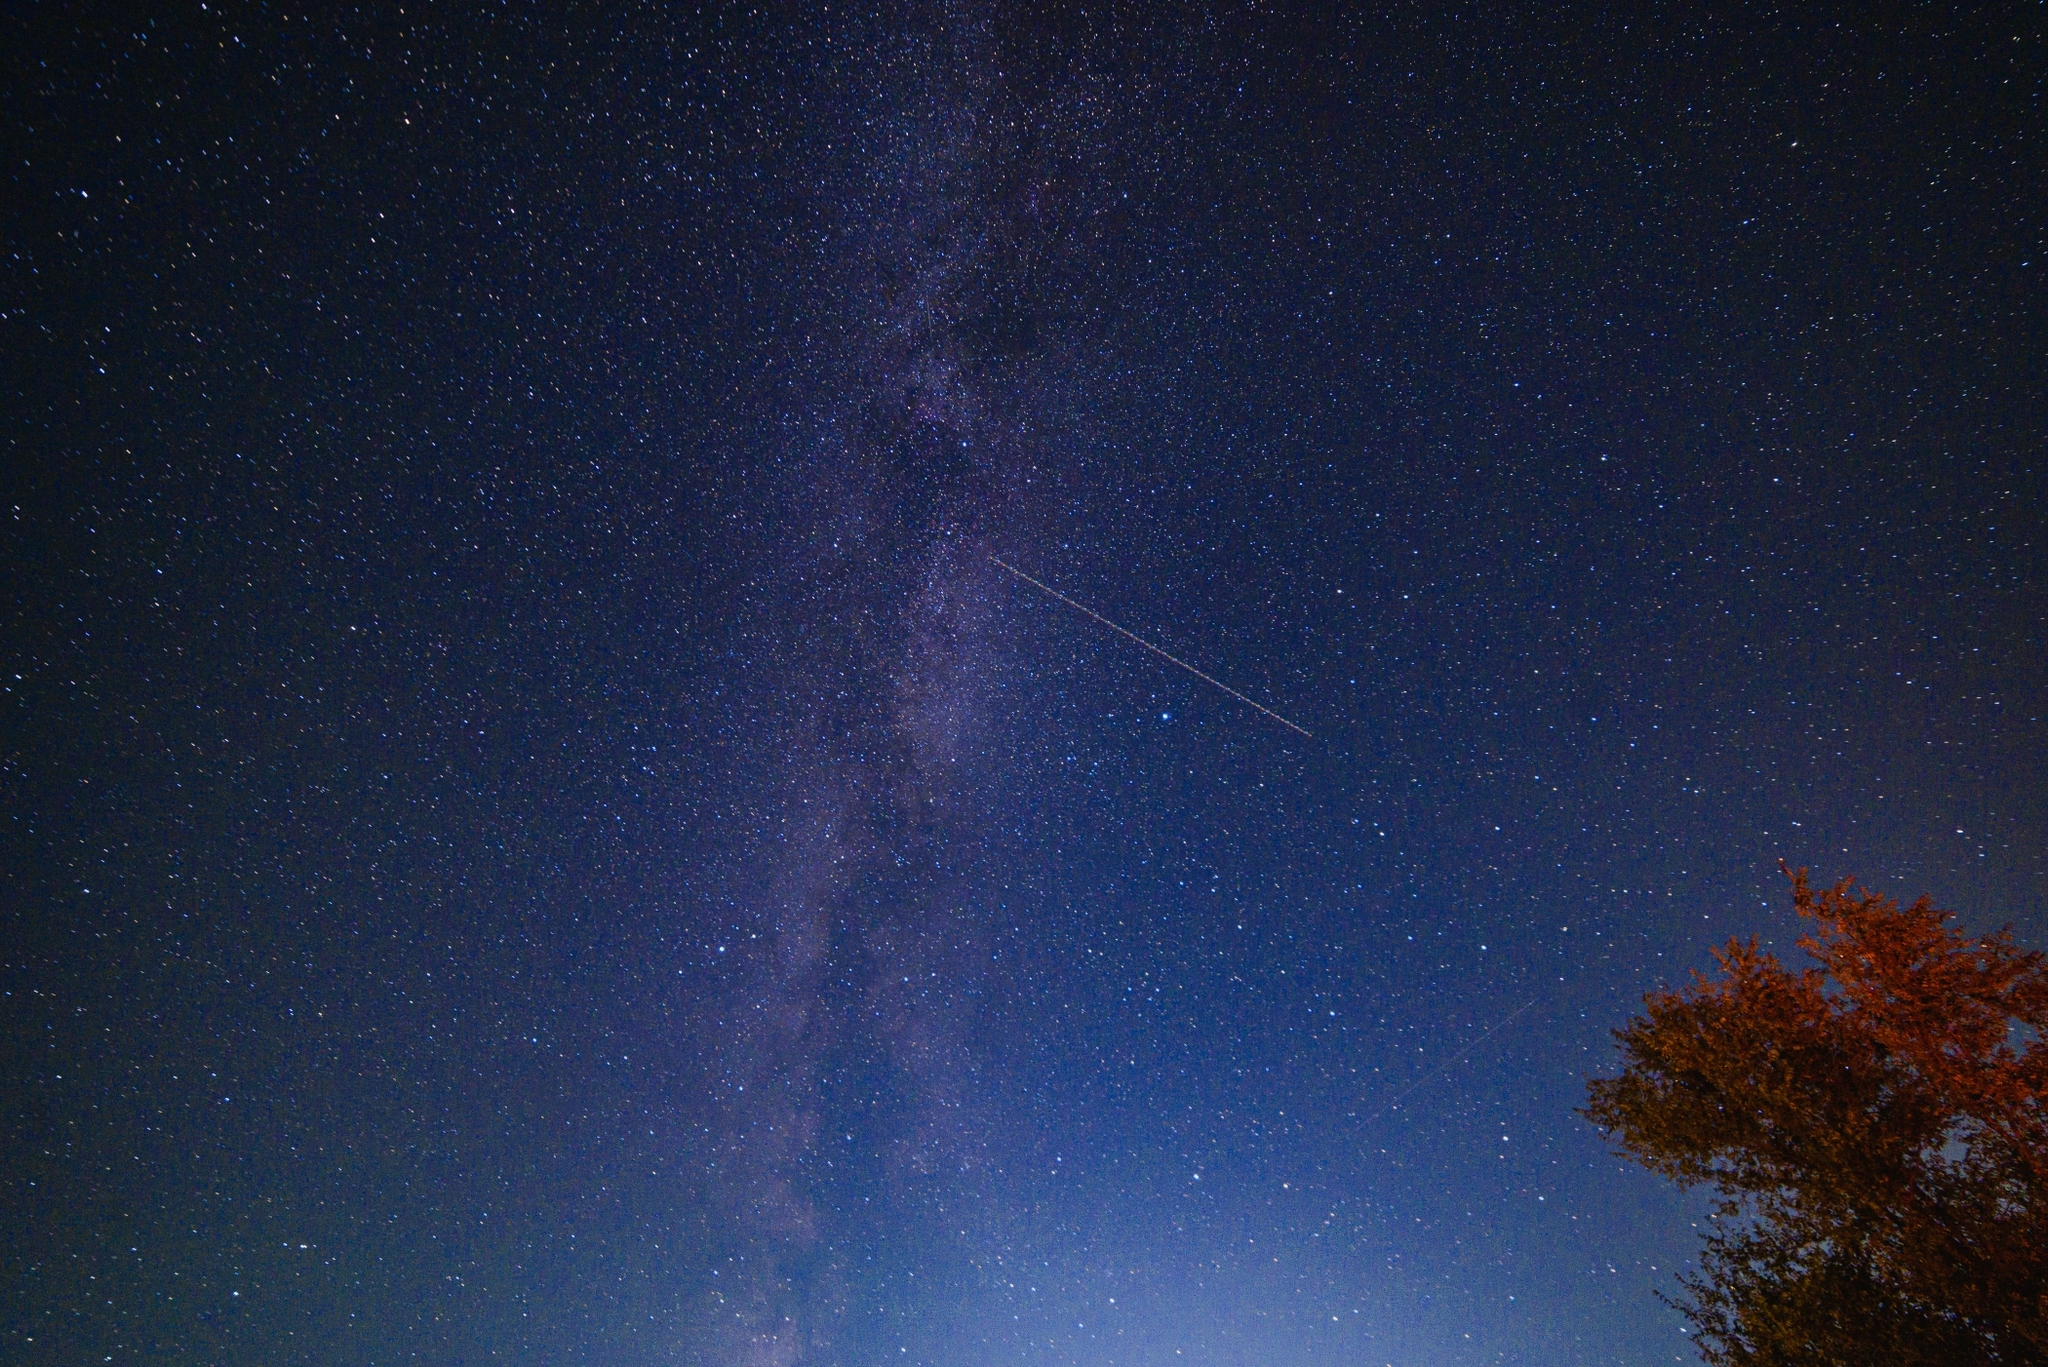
[1583,868,2047,1365]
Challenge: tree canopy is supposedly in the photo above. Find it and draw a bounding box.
[1583,868,2047,1365]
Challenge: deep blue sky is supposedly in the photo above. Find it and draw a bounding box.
[5,4,2043,1364]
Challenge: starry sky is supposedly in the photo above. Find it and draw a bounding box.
[5,5,2044,1364]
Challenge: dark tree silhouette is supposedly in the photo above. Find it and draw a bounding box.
[1583,868,2048,1365]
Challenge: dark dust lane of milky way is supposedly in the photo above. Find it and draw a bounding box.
[4,6,2042,1365]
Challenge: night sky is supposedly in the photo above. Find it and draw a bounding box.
[5,5,2044,1364]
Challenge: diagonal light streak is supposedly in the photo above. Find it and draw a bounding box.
[1364,998,1541,1123]
[991,556,1313,739]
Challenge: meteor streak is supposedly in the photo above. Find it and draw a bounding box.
[991,556,1313,739]
[1364,998,1540,1123]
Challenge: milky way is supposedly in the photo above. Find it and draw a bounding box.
[695,15,1137,1358]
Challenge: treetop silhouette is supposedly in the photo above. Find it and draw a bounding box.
[1583,866,2047,1365]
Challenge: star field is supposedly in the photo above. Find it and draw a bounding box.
[4,5,2043,1364]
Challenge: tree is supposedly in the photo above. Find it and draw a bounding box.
[1582,867,2048,1365]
